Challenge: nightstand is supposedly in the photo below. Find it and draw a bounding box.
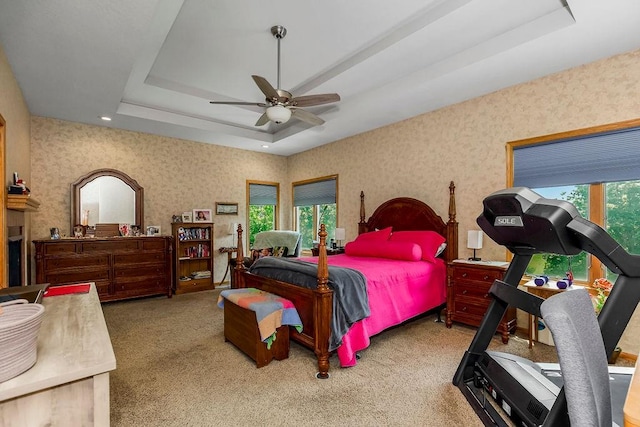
[446,260,515,344]
[311,247,345,256]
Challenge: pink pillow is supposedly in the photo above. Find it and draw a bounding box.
[354,227,392,242]
[344,240,422,261]
[389,230,446,263]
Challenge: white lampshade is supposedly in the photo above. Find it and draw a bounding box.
[467,230,483,249]
[334,228,346,241]
[266,105,291,124]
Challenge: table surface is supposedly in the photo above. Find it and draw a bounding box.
[0,283,116,401]
[626,358,640,426]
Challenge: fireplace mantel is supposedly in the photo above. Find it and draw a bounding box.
[6,194,40,212]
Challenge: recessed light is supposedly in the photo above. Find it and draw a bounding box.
[100,116,112,121]
[262,145,269,148]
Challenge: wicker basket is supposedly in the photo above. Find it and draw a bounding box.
[0,299,45,383]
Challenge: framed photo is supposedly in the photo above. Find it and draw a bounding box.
[215,202,238,215]
[193,209,213,222]
[146,225,161,236]
[182,211,193,222]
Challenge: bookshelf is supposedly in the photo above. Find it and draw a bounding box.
[172,222,215,294]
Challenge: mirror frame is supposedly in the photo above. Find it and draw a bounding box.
[71,168,144,231]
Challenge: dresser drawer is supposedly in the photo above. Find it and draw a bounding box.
[115,277,168,294]
[82,240,139,252]
[453,281,491,300]
[44,269,110,285]
[453,266,502,283]
[451,298,489,319]
[114,265,166,281]
[113,251,165,265]
[42,242,78,255]
[142,239,167,250]
[44,254,110,271]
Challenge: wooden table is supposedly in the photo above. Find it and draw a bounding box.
[218,246,237,286]
[625,358,640,427]
[523,280,586,348]
[0,283,116,426]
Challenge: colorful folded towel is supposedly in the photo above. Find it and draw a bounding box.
[218,288,303,349]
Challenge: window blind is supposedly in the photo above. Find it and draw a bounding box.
[513,126,640,188]
[249,184,278,205]
[293,178,336,206]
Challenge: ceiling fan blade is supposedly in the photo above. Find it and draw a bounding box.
[291,108,325,126]
[252,75,279,100]
[210,101,266,106]
[255,113,270,127]
[291,93,340,108]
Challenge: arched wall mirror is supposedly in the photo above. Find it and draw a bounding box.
[71,169,144,230]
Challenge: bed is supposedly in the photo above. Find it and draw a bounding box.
[232,181,459,378]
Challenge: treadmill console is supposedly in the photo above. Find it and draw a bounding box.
[476,187,583,256]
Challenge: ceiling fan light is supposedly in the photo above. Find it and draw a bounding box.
[266,105,291,124]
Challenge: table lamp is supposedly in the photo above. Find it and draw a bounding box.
[334,228,346,248]
[467,230,483,261]
[228,222,238,247]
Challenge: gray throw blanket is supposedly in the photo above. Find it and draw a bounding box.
[248,257,369,351]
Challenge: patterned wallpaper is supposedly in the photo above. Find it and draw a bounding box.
[287,49,640,354]
[289,49,640,261]
[26,48,640,354]
[0,44,31,186]
[29,118,288,282]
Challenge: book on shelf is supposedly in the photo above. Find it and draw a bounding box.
[178,227,211,241]
[182,244,210,258]
[190,270,211,279]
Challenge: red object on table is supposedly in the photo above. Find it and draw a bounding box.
[44,283,91,297]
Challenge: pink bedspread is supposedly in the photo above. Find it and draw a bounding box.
[299,254,447,367]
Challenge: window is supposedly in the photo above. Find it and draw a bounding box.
[246,181,279,247]
[508,118,640,285]
[292,175,338,251]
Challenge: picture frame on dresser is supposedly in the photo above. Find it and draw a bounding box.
[146,225,161,236]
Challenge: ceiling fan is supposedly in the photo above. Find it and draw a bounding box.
[209,25,340,127]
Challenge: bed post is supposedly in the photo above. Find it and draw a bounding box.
[233,224,245,289]
[446,181,459,262]
[315,224,332,379]
[358,191,367,235]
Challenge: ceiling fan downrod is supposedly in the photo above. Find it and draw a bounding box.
[271,25,286,91]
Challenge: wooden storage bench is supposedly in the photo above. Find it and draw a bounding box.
[223,297,290,368]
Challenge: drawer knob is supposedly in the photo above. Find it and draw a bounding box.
[462,273,467,278]
[462,306,467,312]
[484,275,489,280]
[462,290,468,295]
[484,293,489,298]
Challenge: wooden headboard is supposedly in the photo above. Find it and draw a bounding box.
[357,181,459,263]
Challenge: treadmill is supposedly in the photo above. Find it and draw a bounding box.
[453,187,640,426]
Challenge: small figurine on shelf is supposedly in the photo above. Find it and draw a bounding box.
[73,225,84,238]
[8,172,29,195]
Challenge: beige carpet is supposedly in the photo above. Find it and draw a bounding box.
[103,289,561,427]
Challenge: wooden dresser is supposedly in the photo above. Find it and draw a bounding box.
[446,260,515,343]
[34,236,173,302]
